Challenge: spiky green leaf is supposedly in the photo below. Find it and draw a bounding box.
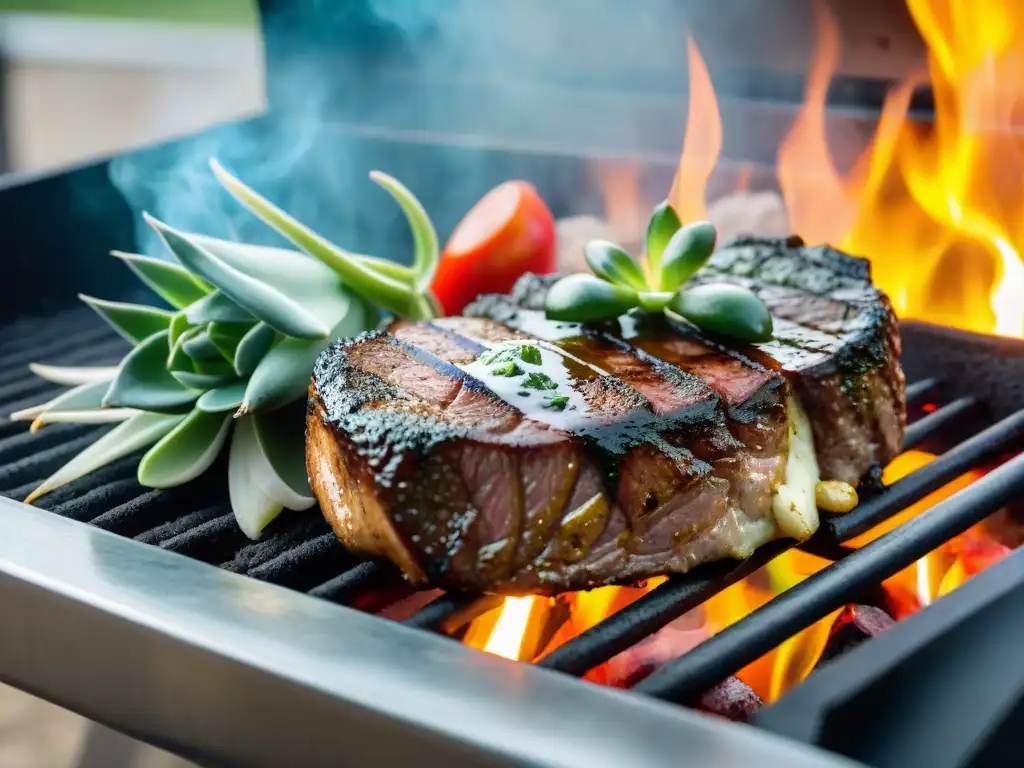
[32,408,140,428]
[10,379,111,422]
[24,412,184,504]
[170,370,237,390]
[137,409,232,488]
[184,290,255,325]
[238,296,369,415]
[28,363,118,386]
[229,416,284,539]
[209,159,424,319]
[79,295,173,344]
[103,330,198,413]
[206,321,250,361]
[182,330,224,363]
[168,310,192,348]
[112,251,211,309]
[196,382,247,413]
[233,322,276,377]
[145,214,330,340]
[187,236,358,332]
[168,326,200,372]
[369,170,439,292]
[252,400,315,508]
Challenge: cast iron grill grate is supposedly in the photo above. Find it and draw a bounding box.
[3,309,1024,710]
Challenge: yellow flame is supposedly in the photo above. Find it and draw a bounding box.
[483,596,537,661]
[776,0,1024,337]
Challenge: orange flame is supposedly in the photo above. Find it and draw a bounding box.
[669,37,722,221]
[465,0,1017,701]
[777,0,1024,336]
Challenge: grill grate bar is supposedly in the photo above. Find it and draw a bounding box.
[822,408,1024,542]
[536,541,791,676]
[901,396,981,452]
[405,593,505,633]
[905,377,940,406]
[632,451,1024,704]
[310,560,400,606]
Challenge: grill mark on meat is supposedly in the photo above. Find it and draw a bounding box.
[310,240,904,592]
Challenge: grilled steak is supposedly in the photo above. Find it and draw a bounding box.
[306,237,905,594]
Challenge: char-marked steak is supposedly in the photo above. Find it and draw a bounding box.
[306,237,905,594]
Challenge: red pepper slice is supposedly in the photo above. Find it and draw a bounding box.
[432,180,556,315]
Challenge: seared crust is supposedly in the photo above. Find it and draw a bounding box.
[308,238,905,592]
[472,236,906,484]
[308,323,788,594]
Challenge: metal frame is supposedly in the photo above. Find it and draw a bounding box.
[0,495,854,768]
[756,548,1024,768]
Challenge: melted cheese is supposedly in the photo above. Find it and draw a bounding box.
[772,393,821,541]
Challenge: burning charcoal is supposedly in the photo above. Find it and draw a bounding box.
[984,504,1024,549]
[816,604,895,667]
[694,677,764,723]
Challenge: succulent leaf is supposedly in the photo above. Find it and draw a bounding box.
[182,329,223,362]
[583,240,649,290]
[233,322,276,377]
[196,382,247,413]
[183,290,255,325]
[356,253,416,285]
[209,159,423,319]
[32,408,140,429]
[228,416,285,539]
[10,379,111,422]
[167,327,200,372]
[168,311,191,348]
[28,363,118,386]
[657,221,717,291]
[146,214,330,341]
[170,369,237,390]
[79,295,173,344]
[669,283,774,343]
[252,400,315,508]
[188,236,358,331]
[111,251,211,309]
[237,336,326,416]
[103,330,199,413]
[24,412,184,504]
[206,321,250,361]
[137,409,232,488]
[645,200,682,282]
[237,296,369,416]
[369,170,439,292]
[544,274,638,323]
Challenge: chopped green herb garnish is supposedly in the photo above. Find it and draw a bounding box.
[492,361,523,377]
[522,372,558,390]
[545,394,569,410]
[519,345,542,365]
[478,347,517,366]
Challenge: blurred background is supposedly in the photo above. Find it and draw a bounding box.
[1,2,260,766]
[0,0,264,176]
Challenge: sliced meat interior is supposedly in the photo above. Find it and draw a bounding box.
[307,237,905,593]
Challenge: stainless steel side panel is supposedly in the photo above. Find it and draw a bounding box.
[0,496,856,768]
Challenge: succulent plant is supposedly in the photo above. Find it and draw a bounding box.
[545,201,774,343]
[11,160,440,538]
